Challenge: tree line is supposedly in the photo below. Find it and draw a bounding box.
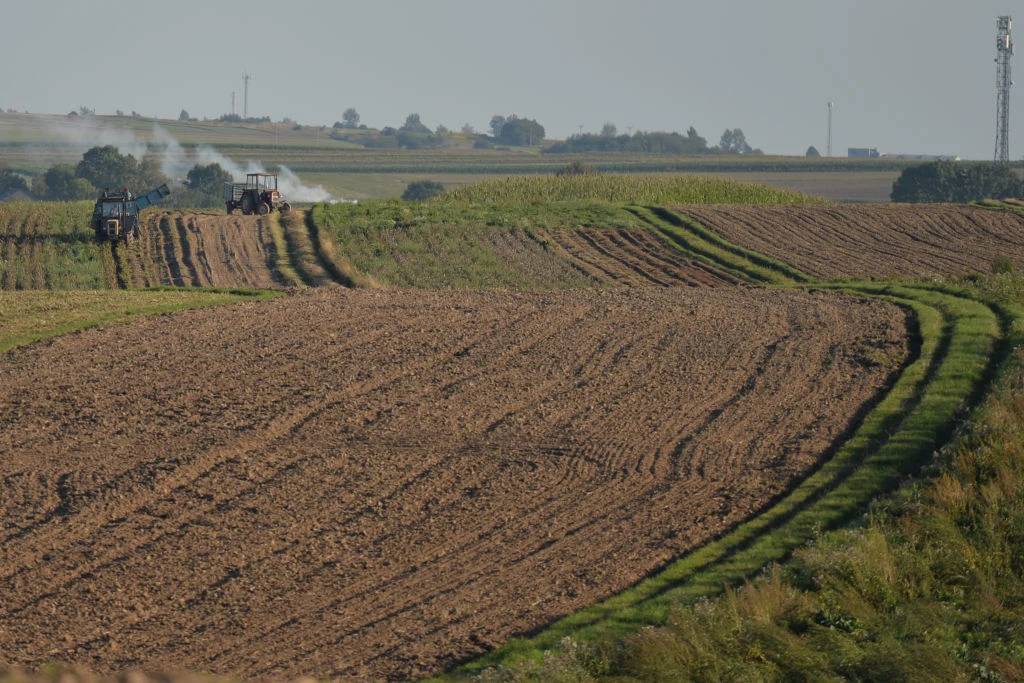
[0,146,233,207]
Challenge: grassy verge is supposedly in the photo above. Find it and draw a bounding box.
[0,288,280,353]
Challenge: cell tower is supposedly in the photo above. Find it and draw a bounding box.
[242,72,251,120]
[827,101,834,157]
[995,16,1013,164]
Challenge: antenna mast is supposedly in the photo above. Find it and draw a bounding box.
[996,16,1013,163]
[827,101,834,157]
[242,72,251,120]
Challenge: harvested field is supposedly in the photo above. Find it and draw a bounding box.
[0,288,908,680]
[116,211,281,289]
[674,204,1024,279]
[542,228,741,287]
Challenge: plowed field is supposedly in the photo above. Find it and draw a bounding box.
[116,211,281,289]
[0,288,908,680]
[543,228,741,287]
[675,204,1024,279]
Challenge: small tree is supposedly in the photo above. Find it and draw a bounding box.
[401,113,431,134]
[186,163,232,196]
[76,146,140,191]
[342,107,360,128]
[34,164,96,200]
[0,169,29,194]
[500,118,545,146]
[555,161,601,176]
[806,145,821,157]
[489,115,507,138]
[600,123,618,137]
[461,123,475,134]
[179,109,191,121]
[402,180,445,201]
[719,128,752,154]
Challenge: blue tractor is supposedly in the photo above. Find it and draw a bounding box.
[92,184,170,243]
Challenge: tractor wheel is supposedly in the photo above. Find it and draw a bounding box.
[225,202,234,215]
[258,202,271,216]
[240,194,254,215]
[279,202,292,214]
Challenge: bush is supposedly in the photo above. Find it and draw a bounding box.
[401,180,445,202]
[555,161,601,177]
[891,161,1024,202]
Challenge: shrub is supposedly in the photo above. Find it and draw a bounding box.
[401,180,445,202]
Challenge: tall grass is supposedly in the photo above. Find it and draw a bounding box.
[438,174,828,205]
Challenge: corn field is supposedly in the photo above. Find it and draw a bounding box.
[437,174,829,205]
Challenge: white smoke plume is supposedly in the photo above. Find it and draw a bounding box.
[40,114,351,203]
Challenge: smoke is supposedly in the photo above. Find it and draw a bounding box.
[38,114,351,203]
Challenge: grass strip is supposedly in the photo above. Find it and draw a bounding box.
[448,283,997,678]
[650,206,814,283]
[0,288,280,353]
[627,207,794,285]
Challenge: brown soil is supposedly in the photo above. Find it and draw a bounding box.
[544,228,742,287]
[0,288,907,680]
[674,204,1024,279]
[117,211,281,289]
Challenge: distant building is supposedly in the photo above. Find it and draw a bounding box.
[848,147,881,159]
[0,189,34,203]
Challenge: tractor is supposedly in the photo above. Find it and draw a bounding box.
[92,184,170,243]
[224,172,291,215]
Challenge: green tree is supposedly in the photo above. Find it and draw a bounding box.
[489,115,507,137]
[555,160,601,176]
[891,161,1024,202]
[401,113,431,134]
[600,122,617,137]
[186,163,232,196]
[500,118,545,146]
[342,107,360,128]
[76,146,140,192]
[0,169,29,194]
[719,128,752,154]
[179,109,191,121]
[33,164,96,200]
[806,145,821,157]
[402,180,445,201]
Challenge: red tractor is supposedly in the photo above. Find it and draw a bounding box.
[224,172,291,215]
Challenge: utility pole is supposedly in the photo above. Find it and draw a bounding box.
[231,91,236,117]
[242,72,251,120]
[826,101,834,157]
[995,16,1013,163]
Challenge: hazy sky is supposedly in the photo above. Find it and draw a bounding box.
[1,0,1019,159]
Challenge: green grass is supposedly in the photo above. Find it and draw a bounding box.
[0,288,280,353]
[310,200,636,289]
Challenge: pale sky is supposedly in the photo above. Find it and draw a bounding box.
[1,0,1019,159]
